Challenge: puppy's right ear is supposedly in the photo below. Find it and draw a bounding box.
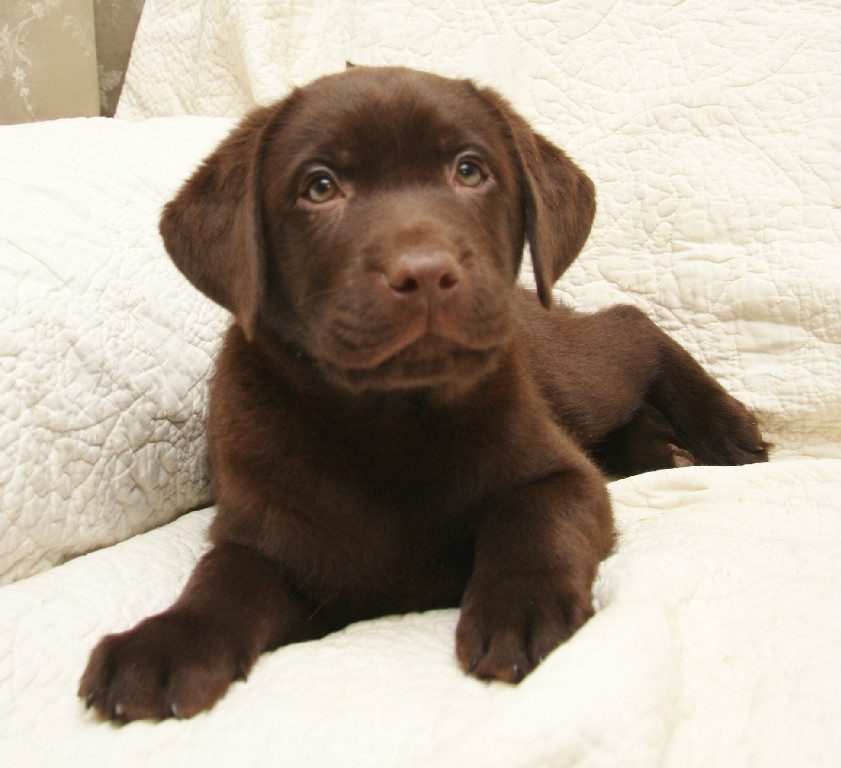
[475,86,595,308]
[160,106,276,341]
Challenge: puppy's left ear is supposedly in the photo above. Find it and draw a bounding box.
[479,88,596,307]
[159,105,277,340]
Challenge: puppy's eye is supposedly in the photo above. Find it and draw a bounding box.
[304,174,339,203]
[455,159,486,188]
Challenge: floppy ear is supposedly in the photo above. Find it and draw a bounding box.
[159,105,276,340]
[479,89,596,307]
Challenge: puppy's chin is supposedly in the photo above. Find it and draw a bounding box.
[320,336,505,394]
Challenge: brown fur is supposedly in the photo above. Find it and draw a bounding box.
[80,67,767,722]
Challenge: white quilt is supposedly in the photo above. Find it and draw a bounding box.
[1,462,838,767]
[1,0,839,766]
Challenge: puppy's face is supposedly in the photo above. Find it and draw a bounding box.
[258,69,524,390]
[161,67,596,392]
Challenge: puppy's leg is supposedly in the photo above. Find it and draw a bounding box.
[79,543,321,722]
[523,298,768,471]
[456,460,613,682]
[642,317,769,467]
[589,402,697,476]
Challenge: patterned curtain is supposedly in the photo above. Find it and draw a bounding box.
[0,0,144,124]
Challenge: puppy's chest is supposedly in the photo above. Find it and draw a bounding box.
[253,427,483,610]
[221,386,557,608]
[288,385,557,523]
[331,412,503,512]
[282,412,496,539]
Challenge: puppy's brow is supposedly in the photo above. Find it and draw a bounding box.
[336,149,354,168]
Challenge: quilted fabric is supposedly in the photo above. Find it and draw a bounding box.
[0,461,838,767]
[118,0,841,454]
[0,117,234,583]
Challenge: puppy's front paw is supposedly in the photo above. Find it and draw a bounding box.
[79,611,251,722]
[455,572,594,683]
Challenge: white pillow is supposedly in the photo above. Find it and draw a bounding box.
[0,116,234,583]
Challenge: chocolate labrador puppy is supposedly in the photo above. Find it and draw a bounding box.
[80,66,767,722]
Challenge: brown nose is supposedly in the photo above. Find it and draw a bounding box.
[385,252,462,297]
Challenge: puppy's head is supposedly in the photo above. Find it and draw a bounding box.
[161,67,594,392]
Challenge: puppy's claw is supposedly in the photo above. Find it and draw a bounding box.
[667,443,696,468]
[169,702,181,719]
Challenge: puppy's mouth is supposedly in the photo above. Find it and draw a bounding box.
[310,284,514,392]
[344,336,503,390]
[319,331,505,392]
